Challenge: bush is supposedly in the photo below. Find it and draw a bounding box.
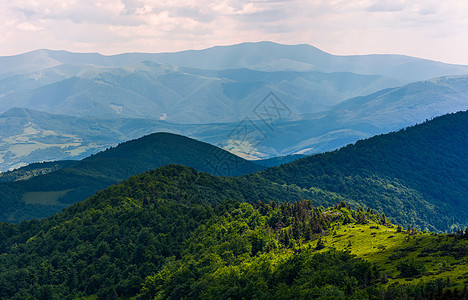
[396,258,426,277]
[389,251,407,260]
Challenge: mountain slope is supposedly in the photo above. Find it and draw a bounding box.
[3,41,468,123]
[259,110,468,231]
[0,133,264,222]
[253,154,306,167]
[0,60,404,122]
[0,165,467,299]
[1,44,468,170]
[3,111,467,230]
[262,75,468,156]
[142,41,468,81]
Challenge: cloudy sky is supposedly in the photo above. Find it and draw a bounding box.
[1,0,467,64]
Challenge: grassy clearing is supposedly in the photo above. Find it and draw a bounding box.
[309,210,468,291]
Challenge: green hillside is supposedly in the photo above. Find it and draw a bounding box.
[2,111,467,232]
[259,111,468,231]
[0,165,467,299]
[0,133,264,222]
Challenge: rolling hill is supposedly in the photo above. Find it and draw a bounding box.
[2,110,467,232]
[265,75,468,156]
[259,110,468,231]
[0,133,264,222]
[140,41,468,81]
[0,166,467,298]
[1,41,468,299]
[0,107,169,171]
[0,111,466,297]
[3,41,468,124]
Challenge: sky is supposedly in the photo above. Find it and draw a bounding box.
[1,0,468,64]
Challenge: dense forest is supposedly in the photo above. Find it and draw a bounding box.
[0,111,467,298]
[1,165,467,299]
[258,111,468,231]
[0,133,264,222]
[2,111,468,231]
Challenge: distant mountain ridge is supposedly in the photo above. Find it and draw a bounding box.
[3,42,468,80]
[0,160,76,182]
[1,74,467,172]
[0,107,165,171]
[2,41,468,123]
[0,59,403,122]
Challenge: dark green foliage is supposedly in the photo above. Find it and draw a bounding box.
[0,174,216,297]
[3,111,468,232]
[142,249,376,300]
[315,238,325,250]
[137,199,379,299]
[381,278,462,300]
[389,251,408,260]
[254,154,306,167]
[0,164,376,298]
[397,258,427,277]
[258,111,468,231]
[0,164,464,299]
[0,133,264,222]
[380,213,387,225]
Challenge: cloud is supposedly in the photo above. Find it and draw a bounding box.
[367,0,406,12]
[16,22,43,32]
[0,0,467,64]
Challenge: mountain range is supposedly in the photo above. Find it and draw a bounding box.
[2,42,468,123]
[0,59,405,122]
[1,42,468,172]
[3,42,468,80]
[1,74,467,171]
[2,175,466,299]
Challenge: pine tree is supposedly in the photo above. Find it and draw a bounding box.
[380,213,387,225]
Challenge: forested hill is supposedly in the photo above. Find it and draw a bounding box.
[259,110,468,231]
[1,165,468,299]
[1,111,467,230]
[82,132,263,177]
[0,165,324,298]
[0,133,264,222]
